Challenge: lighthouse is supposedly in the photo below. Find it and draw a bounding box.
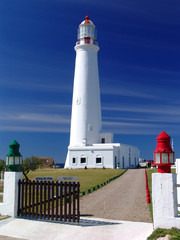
[70,16,101,147]
[65,16,140,169]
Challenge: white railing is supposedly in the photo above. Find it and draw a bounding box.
[76,40,98,46]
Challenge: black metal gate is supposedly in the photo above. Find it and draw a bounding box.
[17,180,80,223]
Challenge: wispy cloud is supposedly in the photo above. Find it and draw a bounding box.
[0,79,72,93]
[103,121,164,128]
[101,103,180,135]
[114,64,180,77]
[102,104,180,116]
[102,120,180,136]
[1,102,179,135]
[103,115,180,124]
[101,86,157,99]
[0,125,69,133]
[0,103,71,133]
[101,127,169,136]
[1,104,71,114]
[39,104,71,110]
[0,113,70,124]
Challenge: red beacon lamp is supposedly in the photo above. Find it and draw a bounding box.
[154,131,175,173]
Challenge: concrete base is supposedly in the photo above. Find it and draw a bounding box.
[0,172,23,217]
[0,217,153,240]
[152,173,180,229]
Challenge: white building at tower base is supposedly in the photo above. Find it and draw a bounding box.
[66,142,139,169]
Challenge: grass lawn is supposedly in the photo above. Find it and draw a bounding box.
[27,168,126,196]
[147,228,180,240]
[0,181,3,203]
[146,168,157,220]
[0,182,3,192]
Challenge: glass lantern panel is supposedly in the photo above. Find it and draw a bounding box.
[15,157,20,165]
[77,29,80,39]
[155,153,160,163]
[9,157,14,165]
[6,157,9,165]
[161,153,168,163]
[19,156,23,164]
[79,25,94,38]
[169,153,174,163]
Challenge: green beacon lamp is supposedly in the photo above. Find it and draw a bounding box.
[6,140,23,172]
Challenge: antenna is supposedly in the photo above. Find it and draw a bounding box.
[86,12,89,18]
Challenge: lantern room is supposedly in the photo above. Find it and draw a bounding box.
[154,131,175,173]
[6,140,23,172]
[77,16,97,45]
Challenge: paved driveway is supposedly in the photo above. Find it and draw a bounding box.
[80,169,152,222]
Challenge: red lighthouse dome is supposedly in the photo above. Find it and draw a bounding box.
[154,131,175,173]
[80,16,95,26]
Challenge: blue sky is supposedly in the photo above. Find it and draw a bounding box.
[0,0,180,163]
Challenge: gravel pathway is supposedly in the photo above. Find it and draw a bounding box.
[80,169,152,222]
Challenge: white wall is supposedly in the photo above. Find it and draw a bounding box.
[68,145,114,169]
[119,145,139,169]
[99,133,114,143]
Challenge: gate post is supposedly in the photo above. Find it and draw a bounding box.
[152,173,180,229]
[0,171,23,217]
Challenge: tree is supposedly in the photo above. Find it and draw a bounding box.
[20,156,42,181]
[0,159,6,172]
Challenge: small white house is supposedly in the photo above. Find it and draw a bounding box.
[64,16,139,169]
[66,142,139,169]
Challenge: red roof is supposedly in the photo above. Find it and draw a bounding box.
[157,131,170,140]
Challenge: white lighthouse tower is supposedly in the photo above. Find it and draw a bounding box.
[65,16,140,169]
[70,16,101,147]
